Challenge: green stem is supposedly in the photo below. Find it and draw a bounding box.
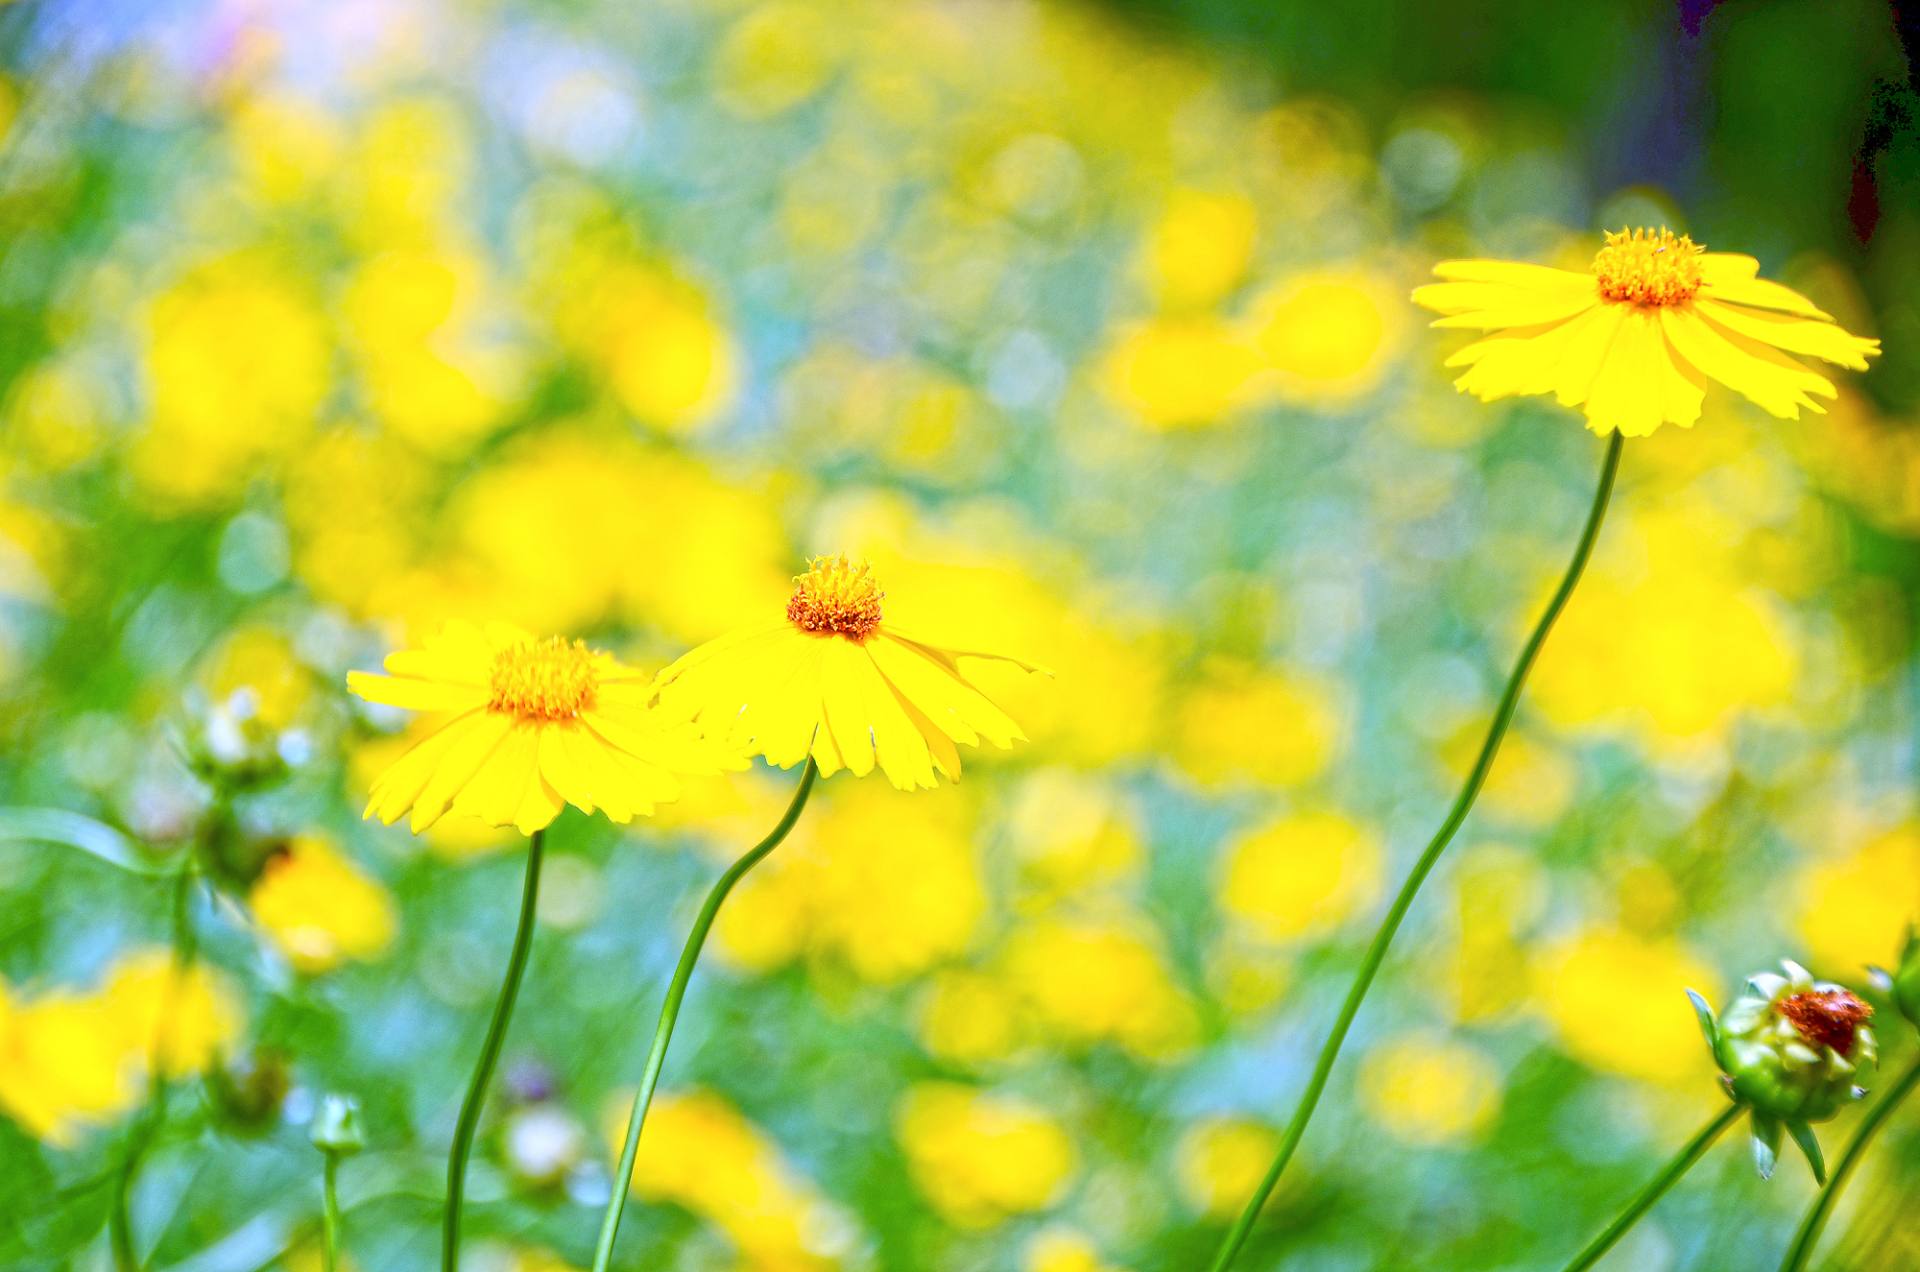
[109,860,202,1271]
[1780,1053,1920,1272]
[442,827,546,1272]
[1562,1103,1743,1272]
[590,759,819,1272]
[321,1153,342,1272]
[1208,431,1625,1272]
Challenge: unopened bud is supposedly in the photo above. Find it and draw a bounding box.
[310,1093,366,1156]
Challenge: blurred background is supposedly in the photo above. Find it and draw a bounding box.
[0,0,1917,1268]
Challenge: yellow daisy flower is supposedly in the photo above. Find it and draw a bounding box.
[348,621,736,835]
[1412,227,1880,437]
[650,556,1043,790]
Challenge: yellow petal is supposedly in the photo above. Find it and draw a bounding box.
[364,712,479,825]
[1693,298,1879,370]
[819,642,878,778]
[1660,307,1836,418]
[1697,273,1834,322]
[346,671,487,713]
[846,643,939,790]
[1430,260,1597,290]
[408,712,516,832]
[869,634,1023,748]
[449,723,545,831]
[1581,309,1668,438]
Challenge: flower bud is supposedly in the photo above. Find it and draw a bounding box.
[310,1093,366,1156]
[1688,960,1876,1182]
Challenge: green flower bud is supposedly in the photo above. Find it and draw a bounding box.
[1687,960,1876,1182]
[310,1093,366,1156]
[1891,928,1920,1029]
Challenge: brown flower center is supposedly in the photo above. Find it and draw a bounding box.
[786,556,883,641]
[1778,988,1872,1057]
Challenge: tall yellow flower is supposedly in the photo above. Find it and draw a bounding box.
[650,556,1044,790]
[1413,228,1880,437]
[348,620,737,835]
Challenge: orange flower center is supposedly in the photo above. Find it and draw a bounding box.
[1592,227,1705,306]
[1778,988,1873,1058]
[787,556,883,641]
[488,636,599,720]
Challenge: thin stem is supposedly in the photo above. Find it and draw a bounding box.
[1780,1052,1920,1272]
[590,759,819,1272]
[321,1153,342,1272]
[442,827,547,1272]
[110,860,202,1271]
[1562,1103,1743,1271]
[1208,431,1625,1272]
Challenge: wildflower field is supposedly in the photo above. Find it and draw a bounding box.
[1,1,1918,1269]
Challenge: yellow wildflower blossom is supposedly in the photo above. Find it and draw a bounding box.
[1356,1030,1502,1146]
[652,556,1044,790]
[102,949,245,1078]
[349,621,738,835]
[248,834,399,974]
[0,982,139,1145]
[1174,1116,1285,1218]
[895,1082,1076,1227]
[1414,227,1880,437]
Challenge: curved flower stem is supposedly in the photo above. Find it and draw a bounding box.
[1780,1053,1920,1272]
[1562,1102,1742,1271]
[442,827,546,1272]
[109,858,201,1271]
[1208,431,1625,1272]
[590,758,819,1272]
[321,1153,342,1272]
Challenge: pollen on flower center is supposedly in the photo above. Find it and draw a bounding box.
[1778,988,1873,1057]
[787,555,884,641]
[488,636,599,720]
[1592,227,1705,306]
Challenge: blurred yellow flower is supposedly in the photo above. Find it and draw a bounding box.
[1025,1227,1130,1272]
[1169,657,1343,790]
[610,1088,847,1269]
[653,556,1043,790]
[1174,1116,1283,1218]
[133,256,330,502]
[1003,769,1143,895]
[999,913,1197,1061]
[1219,810,1383,944]
[1101,317,1265,430]
[0,982,138,1146]
[895,1082,1076,1227]
[1414,228,1880,437]
[1356,1030,1502,1146]
[1142,189,1257,309]
[713,781,986,982]
[349,621,737,834]
[918,970,1024,1064]
[1249,267,1404,404]
[103,949,245,1078]
[1796,825,1920,973]
[1531,926,1716,1085]
[248,834,398,974]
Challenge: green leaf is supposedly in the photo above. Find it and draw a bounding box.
[0,808,177,877]
[1750,1112,1783,1180]
[1786,1120,1826,1185]
[1685,989,1718,1048]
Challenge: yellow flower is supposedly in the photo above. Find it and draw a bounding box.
[1530,926,1716,1085]
[1356,1030,1502,1146]
[1219,810,1383,944]
[348,621,737,835]
[895,1082,1076,1227]
[652,556,1043,790]
[1174,1116,1284,1218]
[1795,825,1920,973]
[1413,227,1880,437]
[102,950,245,1078]
[0,982,139,1145]
[248,834,398,974]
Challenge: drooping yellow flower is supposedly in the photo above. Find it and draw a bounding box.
[1413,228,1880,437]
[651,556,1043,790]
[348,621,738,835]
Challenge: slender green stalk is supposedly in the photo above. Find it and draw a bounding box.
[1562,1103,1743,1271]
[590,759,819,1272]
[1208,432,1625,1271]
[321,1153,342,1272]
[443,828,547,1272]
[109,860,201,1271]
[1780,1053,1920,1272]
